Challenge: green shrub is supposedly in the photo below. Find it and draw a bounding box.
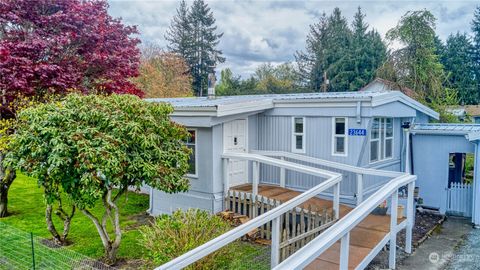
[139,209,236,269]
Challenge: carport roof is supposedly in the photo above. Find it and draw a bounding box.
[413,123,480,141]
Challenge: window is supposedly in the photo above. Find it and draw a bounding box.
[292,117,305,153]
[370,118,394,163]
[185,129,197,176]
[332,117,348,156]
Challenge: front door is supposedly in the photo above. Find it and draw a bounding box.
[224,119,248,187]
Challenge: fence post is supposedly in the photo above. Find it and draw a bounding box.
[30,232,35,270]
[271,216,281,267]
[405,181,414,253]
[356,174,363,205]
[389,189,399,269]
[280,157,286,188]
[339,232,350,270]
[333,182,340,219]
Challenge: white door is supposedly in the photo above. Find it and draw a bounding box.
[224,119,248,187]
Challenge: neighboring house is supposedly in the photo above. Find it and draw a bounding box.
[446,105,480,123]
[145,78,438,215]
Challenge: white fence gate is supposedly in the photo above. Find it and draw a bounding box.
[447,182,473,217]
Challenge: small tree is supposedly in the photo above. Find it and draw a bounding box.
[6,94,191,264]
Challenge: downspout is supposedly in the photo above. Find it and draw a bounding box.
[147,186,154,215]
[356,101,362,124]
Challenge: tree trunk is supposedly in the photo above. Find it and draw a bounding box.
[0,156,16,218]
[45,201,75,245]
[81,187,125,266]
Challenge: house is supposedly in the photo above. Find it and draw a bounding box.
[446,105,480,123]
[145,78,438,215]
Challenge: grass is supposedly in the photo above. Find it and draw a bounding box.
[1,173,150,261]
[1,174,271,269]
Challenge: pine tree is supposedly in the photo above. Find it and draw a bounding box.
[165,0,192,59]
[188,0,225,96]
[441,33,477,104]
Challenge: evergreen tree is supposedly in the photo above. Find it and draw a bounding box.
[442,33,477,104]
[165,0,224,96]
[165,0,191,59]
[472,6,480,99]
[295,12,329,91]
[347,7,386,90]
[188,0,225,96]
[296,7,386,92]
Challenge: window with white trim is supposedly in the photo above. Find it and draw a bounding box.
[186,129,197,176]
[292,117,305,153]
[332,117,347,156]
[370,117,393,163]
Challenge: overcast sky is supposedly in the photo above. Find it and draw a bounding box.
[108,0,479,78]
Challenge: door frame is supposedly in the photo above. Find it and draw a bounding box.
[223,118,249,188]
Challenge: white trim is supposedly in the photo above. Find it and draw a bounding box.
[186,128,198,178]
[292,117,306,153]
[332,117,348,157]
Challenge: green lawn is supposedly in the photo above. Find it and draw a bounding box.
[1,174,271,269]
[1,173,150,261]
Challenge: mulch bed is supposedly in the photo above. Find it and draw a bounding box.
[397,211,445,248]
[367,211,445,269]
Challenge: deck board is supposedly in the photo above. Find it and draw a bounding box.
[230,184,403,269]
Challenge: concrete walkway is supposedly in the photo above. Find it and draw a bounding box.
[445,223,480,269]
[397,217,472,270]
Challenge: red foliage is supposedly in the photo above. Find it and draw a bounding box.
[0,0,143,112]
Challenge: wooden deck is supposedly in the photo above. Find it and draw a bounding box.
[231,184,404,270]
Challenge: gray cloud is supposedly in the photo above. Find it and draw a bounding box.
[108,0,479,78]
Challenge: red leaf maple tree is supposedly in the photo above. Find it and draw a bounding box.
[0,0,143,115]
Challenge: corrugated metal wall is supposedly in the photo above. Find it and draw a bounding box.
[257,115,401,199]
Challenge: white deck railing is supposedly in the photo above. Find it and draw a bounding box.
[155,151,416,270]
[156,152,342,269]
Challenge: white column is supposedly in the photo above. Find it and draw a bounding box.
[333,182,340,219]
[271,216,281,267]
[280,157,286,188]
[252,161,259,197]
[356,174,363,205]
[405,129,411,173]
[389,190,399,269]
[339,232,350,270]
[406,181,415,253]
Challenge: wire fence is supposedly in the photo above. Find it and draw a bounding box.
[0,222,115,270]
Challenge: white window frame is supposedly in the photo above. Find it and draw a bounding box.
[186,128,198,178]
[369,117,394,164]
[332,117,348,157]
[292,117,306,153]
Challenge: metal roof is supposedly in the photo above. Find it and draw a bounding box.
[145,90,388,108]
[413,123,480,135]
[145,82,440,119]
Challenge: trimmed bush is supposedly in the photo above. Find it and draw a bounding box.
[139,209,236,269]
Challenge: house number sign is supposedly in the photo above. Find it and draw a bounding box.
[348,129,367,136]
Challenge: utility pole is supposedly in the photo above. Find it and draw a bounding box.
[321,71,329,92]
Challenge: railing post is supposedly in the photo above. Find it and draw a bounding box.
[271,216,281,267]
[389,189,399,269]
[280,156,286,188]
[223,158,230,198]
[405,181,414,253]
[356,174,363,205]
[253,161,259,197]
[333,182,340,219]
[339,232,350,270]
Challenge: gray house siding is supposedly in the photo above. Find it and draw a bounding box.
[256,114,404,204]
[412,134,475,213]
